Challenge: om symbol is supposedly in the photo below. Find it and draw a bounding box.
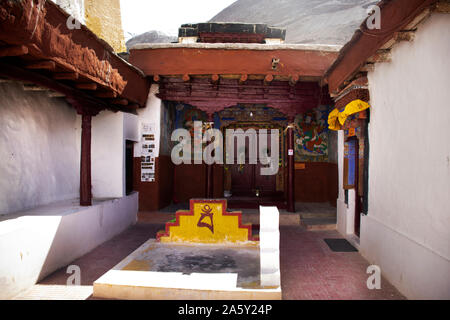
[197,205,214,234]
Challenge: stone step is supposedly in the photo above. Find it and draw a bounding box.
[301,218,337,231]
[299,212,337,219]
[243,213,300,226]
[138,212,300,226]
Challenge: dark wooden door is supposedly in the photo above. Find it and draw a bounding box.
[229,130,277,196]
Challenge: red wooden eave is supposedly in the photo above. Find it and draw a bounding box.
[324,0,438,95]
[129,44,340,79]
[0,0,150,109]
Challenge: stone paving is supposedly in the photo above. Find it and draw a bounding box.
[13,222,405,300]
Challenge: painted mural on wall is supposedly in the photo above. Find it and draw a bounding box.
[159,103,175,157]
[171,102,330,163]
[174,103,207,131]
[293,105,329,162]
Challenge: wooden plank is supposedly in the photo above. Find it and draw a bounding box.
[25,61,56,70]
[95,91,118,98]
[110,98,129,106]
[0,45,28,58]
[76,83,98,90]
[295,163,306,170]
[130,47,339,78]
[53,72,79,80]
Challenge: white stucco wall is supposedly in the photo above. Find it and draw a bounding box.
[0,193,138,299]
[52,0,85,23]
[91,111,124,198]
[134,84,162,158]
[92,111,139,198]
[0,82,80,215]
[362,13,450,299]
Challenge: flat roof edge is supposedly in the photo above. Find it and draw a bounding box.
[130,43,343,52]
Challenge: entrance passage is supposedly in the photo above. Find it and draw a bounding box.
[226,128,285,209]
[229,130,277,196]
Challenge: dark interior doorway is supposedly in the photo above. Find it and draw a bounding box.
[229,130,277,197]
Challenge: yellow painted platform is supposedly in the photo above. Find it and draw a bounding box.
[157,199,259,245]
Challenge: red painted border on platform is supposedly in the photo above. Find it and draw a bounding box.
[156,199,258,242]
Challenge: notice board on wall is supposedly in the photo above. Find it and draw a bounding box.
[141,122,156,182]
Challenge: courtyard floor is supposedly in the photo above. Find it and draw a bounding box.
[13,213,405,300]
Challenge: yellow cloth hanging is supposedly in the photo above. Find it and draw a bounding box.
[338,99,370,125]
[328,99,371,131]
[328,108,341,131]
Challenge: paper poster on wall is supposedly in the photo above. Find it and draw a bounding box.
[141,123,157,182]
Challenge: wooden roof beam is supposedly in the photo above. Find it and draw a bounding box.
[95,91,118,99]
[76,83,98,90]
[109,98,129,106]
[0,45,29,58]
[53,72,79,80]
[25,60,56,71]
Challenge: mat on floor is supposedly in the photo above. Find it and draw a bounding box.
[324,238,358,252]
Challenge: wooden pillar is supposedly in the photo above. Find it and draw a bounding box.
[69,98,101,207]
[80,113,93,206]
[205,114,214,198]
[286,120,295,212]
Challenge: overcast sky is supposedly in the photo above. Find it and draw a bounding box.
[120,0,237,39]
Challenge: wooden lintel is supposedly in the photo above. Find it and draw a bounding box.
[76,83,98,90]
[25,61,56,71]
[95,91,118,98]
[53,72,79,80]
[0,45,28,58]
[110,98,129,106]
